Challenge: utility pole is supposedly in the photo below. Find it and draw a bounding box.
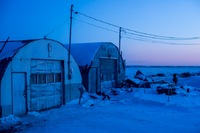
[119,27,122,55]
[117,27,122,81]
[68,4,73,80]
[67,4,73,102]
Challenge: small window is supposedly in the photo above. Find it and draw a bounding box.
[47,73,54,83]
[38,74,46,84]
[31,74,37,84]
[55,73,62,82]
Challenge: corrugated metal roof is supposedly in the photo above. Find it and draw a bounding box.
[65,42,112,67]
[0,39,34,80]
[0,41,25,60]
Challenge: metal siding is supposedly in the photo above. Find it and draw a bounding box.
[64,83,82,102]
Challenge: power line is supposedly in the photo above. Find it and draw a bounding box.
[44,19,69,38]
[124,28,200,40]
[122,35,200,45]
[124,30,200,41]
[73,18,119,34]
[122,31,200,45]
[73,17,200,45]
[74,11,119,28]
[74,10,200,41]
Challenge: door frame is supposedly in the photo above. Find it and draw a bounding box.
[30,59,64,110]
[99,58,118,89]
[11,72,28,115]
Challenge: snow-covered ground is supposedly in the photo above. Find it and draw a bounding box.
[1,66,200,133]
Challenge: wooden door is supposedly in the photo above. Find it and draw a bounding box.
[12,73,27,116]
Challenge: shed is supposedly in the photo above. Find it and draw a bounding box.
[0,39,82,117]
[65,42,125,93]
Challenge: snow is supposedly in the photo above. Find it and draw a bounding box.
[65,42,110,67]
[0,115,21,128]
[1,66,200,133]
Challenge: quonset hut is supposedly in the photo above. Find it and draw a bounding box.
[0,39,82,117]
[65,42,125,93]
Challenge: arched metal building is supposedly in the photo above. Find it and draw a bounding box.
[65,42,125,93]
[0,39,82,117]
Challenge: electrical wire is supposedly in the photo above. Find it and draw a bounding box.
[73,18,119,34]
[73,17,200,45]
[74,11,119,28]
[124,28,200,40]
[122,35,200,45]
[124,31,200,41]
[74,10,200,41]
[44,19,69,38]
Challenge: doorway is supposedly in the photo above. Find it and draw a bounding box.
[12,73,27,116]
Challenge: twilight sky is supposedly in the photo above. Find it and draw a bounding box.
[1,0,200,66]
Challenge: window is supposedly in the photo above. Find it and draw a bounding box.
[31,73,62,84]
[31,74,37,84]
[47,73,54,83]
[38,74,46,84]
[55,73,62,82]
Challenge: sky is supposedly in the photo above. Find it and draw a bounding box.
[1,0,200,66]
